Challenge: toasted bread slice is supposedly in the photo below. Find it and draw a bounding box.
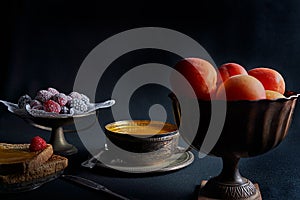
[0,154,68,185]
[0,143,53,175]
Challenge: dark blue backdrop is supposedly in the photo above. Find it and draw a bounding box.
[2,0,300,123]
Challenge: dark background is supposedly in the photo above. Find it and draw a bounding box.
[2,0,300,124]
[1,1,300,199]
[2,0,300,102]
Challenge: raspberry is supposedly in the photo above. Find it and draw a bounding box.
[66,95,72,101]
[47,87,59,95]
[30,100,43,110]
[81,94,90,104]
[18,94,32,109]
[69,91,82,99]
[52,93,68,106]
[44,100,61,113]
[60,106,70,114]
[35,90,53,102]
[69,98,88,113]
[29,136,47,152]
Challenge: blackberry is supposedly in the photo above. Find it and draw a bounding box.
[30,100,43,110]
[60,106,70,114]
[35,90,53,102]
[69,98,88,113]
[18,94,32,109]
[30,99,42,107]
[81,94,90,104]
[32,104,44,110]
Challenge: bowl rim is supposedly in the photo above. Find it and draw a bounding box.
[104,120,178,137]
[196,91,299,103]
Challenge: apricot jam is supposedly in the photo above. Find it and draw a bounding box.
[0,149,36,164]
[106,120,177,135]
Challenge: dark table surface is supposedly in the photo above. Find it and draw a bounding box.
[0,107,299,200]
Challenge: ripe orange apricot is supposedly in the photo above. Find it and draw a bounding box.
[217,62,248,86]
[265,90,286,100]
[171,58,217,100]
[248,67,285,94]
[216,75,266,101]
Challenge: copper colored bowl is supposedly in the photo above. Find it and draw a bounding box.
[192,91,298,158]
[169,91,299,199]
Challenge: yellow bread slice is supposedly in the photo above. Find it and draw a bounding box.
[0,154,68,185]
[0,143,53,174]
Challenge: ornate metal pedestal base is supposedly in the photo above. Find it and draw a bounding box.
[198,180,262,200]
[49,127,78,156]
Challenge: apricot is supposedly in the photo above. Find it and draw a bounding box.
[248,67,285,94]
[216,75,266,101]
[217,62,248,86]
[265,90,286,100]
[171,58,217,100]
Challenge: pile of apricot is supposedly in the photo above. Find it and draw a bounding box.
[171,58,286,101]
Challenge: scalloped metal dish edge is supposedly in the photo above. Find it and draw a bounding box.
[0,99,115,119]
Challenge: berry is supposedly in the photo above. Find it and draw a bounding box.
[44,100,61,113]
[29,136,47,152]
[30,100,43,110]
[32,104,44,110]
[81,94,90,104]
[35,90,53,102]
[30,99,42,107]
[69,98,88,113]
[66,95,72,101]
[47,87,59,95]
[52,93,68,106]
[68,92,90,105]
[18,94,32,109]
[69,91,82,99]
[60,106,69,114]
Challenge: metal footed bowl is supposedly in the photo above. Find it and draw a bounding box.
[104,120,180,166]
[169,91,299,199]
